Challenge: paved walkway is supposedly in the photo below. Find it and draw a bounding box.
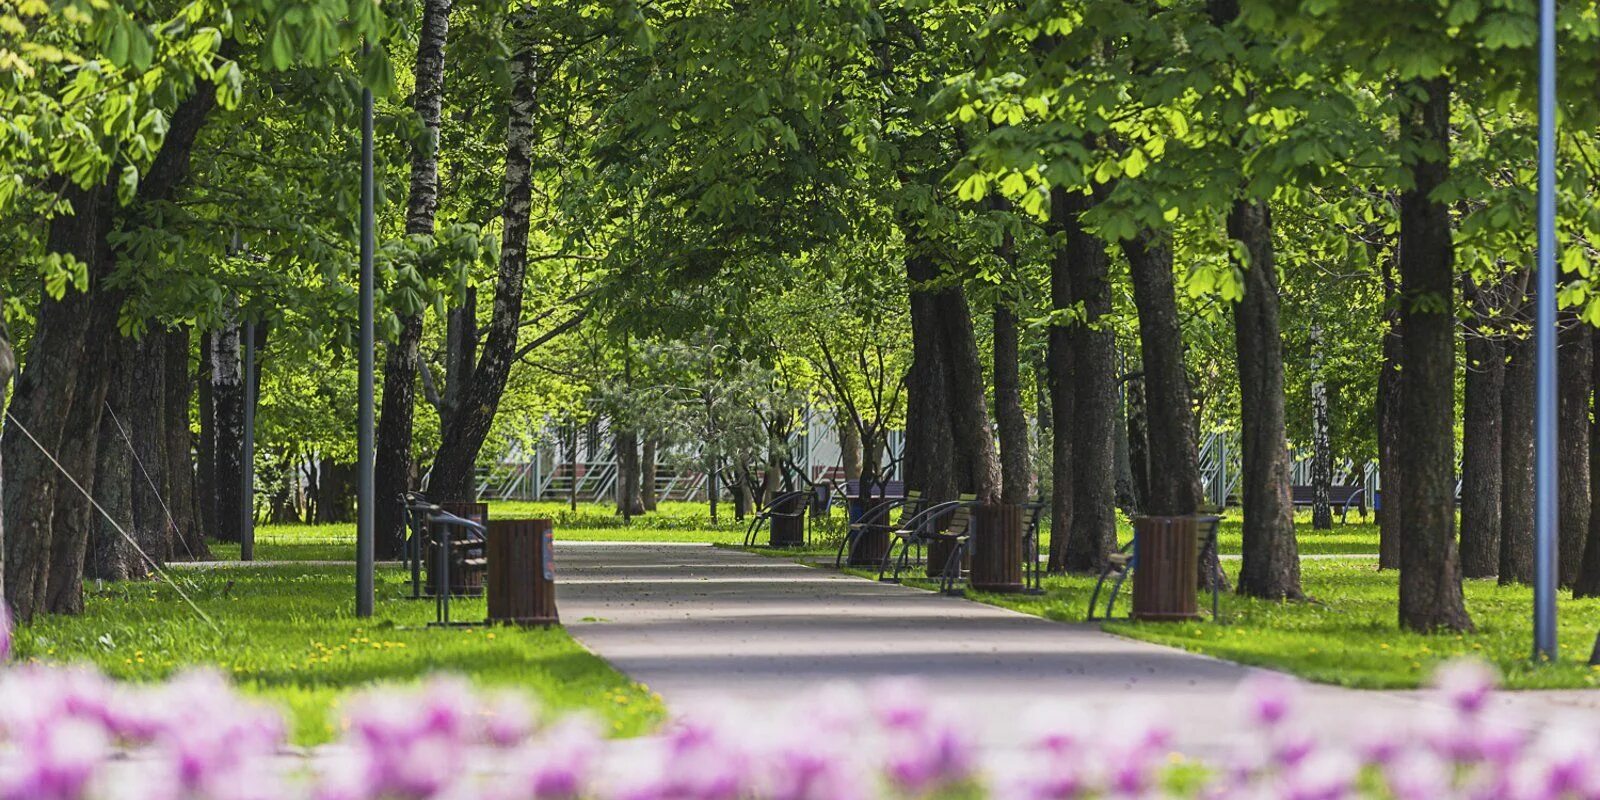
[555,542,1600,756]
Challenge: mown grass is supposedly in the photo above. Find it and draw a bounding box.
[10,564,665,745]
[955,558,1600,690]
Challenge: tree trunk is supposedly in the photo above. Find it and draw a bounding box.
[616,428,644,519]
[429,15,540,501]
[1459,274,1502,579]
[904,254,960,504]
[375,0,452,556]
[1056,189,1118,572]
[994,302,1031,505]
[211,314,245,544]
[1377,256,1404,570]
[1573,330,1600,597]
[2,185,111,620]
[837,410,863,482]
[316,459,356,523]
[1310,324,1333,530]
[126,332,172,565]
[1046,189,1075,572]
[1558,320,1591,587]
[1122,230,1220,588]
[1125,375,1151,512]
[46,313,121,611]
[86,346,137,585]
[641,438,658,511]
[1228,199,1303,599]
[1395,76,1472,632]
[163,327,209,561]
[1501,329,1535,585]
[197,330,217,543]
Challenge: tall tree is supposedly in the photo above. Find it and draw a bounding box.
[1558,320,1591,587]
[1459,273,1503,579]
[430,12,542,501]
[1394,77,1471,631]
[375,0,454,556]
[1062,190,1117,572]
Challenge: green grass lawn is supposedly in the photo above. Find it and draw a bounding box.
[10,563,664,745]
[954,558,1600,690]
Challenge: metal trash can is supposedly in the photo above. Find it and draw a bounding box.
[1131,515,1201,622]
[487,518,559,627]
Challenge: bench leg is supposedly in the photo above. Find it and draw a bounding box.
[1107,568,1130,619]
[836,530,857,568]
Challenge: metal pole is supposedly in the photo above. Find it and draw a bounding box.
[241,321,256,562]
[356,43,376,618]
[1533,0,1558,661]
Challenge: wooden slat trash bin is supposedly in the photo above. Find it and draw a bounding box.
[846,498,893,567]
[429,501,488,597]
[970,503,1024,593]
[1131,515,1201,622]
[769,493,807,547]
[487,518,559,627]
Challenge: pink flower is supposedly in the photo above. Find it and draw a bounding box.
[1433,660,1498,717]
[1238,672,1298,729]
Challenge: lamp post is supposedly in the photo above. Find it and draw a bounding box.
[1533,0,1558,661]
[356,46,376,619]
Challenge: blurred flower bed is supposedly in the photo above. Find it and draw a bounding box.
[1,606,1595,800]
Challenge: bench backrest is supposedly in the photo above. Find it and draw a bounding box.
[845,479,905,500]
[1290,485,1363,504]
[946,493,978,535]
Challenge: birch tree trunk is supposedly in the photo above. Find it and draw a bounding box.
[210,313,246,545]
[429,12,541,502]
[1310,324,1332,530]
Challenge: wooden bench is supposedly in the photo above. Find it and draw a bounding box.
[1290,484,1368,523]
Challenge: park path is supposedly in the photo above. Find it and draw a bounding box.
[555,542,1600,756]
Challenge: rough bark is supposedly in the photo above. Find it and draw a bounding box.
[641,438,658,511]
[994,302,1031,505]
[2,184,110,620]
[1501,331,1535,585]
[1228,199,1303,599]
[45,313,120,612]
[163,327,209,560]
[1122,231,1206,515]
[210,314,245,544]
[837,410,863,482]
[0,289,14,604]
[316,459,356,523]
[1558,320,1591,587]
[87,348,136,585]
[904,254,959,504]
[1574,330,1600,597]
[1123,230,1222,589]
[197,330,217,542]
[1046,188,1075,572]
[1377,257,1404,570]
[1125,375,1150,512]
[616,428,644,519]
[1062,190,1117,572]
[375,0,452,555]
[126,332,172,565]
[1395,76,1472,631]
[429,16,540,501]
[1459,274,1502,579]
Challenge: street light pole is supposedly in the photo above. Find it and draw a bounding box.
[356,44,376,618]
[1533,0,1558,661]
